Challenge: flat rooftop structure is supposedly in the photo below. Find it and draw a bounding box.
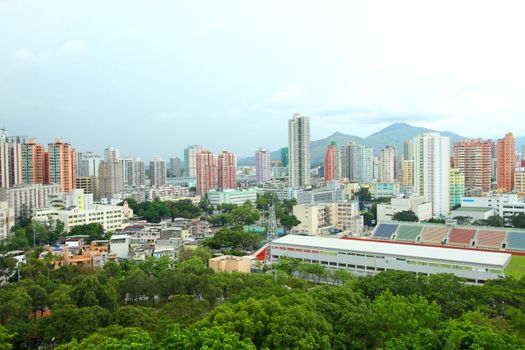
[272,235,511,268]
[453,207,492,212]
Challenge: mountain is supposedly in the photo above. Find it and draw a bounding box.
[238,122,519,166]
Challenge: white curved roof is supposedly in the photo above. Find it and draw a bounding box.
[272,235,511,268]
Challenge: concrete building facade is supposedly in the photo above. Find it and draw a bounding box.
[413,133,450,217]
[255,148,272,183]
[0,142,23,188]
[288,113,310,188]
[496,133,516,192]
[47,138,76,193]
[0,201,15,240]
[98,160,124,200]
[0,183,60,218]
[450,168,465,209]
[453,139,492,193]
[217,151,237,190]
[184,145,203,177]
[207,189,258,206]
[271,235,510,284]
[324,141,341,185]
[196,150,217,195]
[376,196,432,222]
[77,151,101,177]
[379,146,396,183]
[150,157,167,187]
[169,157,183,177]
[292,201,362,236]
[21,139,46,185]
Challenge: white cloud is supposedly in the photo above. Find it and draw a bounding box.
[59,40,88,55]
[13,40,88,64]
[268,84,304,108]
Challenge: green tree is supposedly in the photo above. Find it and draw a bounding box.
[0,286,31,326]
[362,211,375,226]
[203,228,262,252]
[38,305,111,344]
[453,216,473,225]
[392,210,419,222]
[68,223,105,243]
[230,204,260,226]
[357,270,421,299]
[71,275,118,310]
[158,295,211,326]
[121,269,149,303]
[178,246,212,265]
[279,213,301,233]
[160,324,256,350]
[18,280,48,319]
[0,326,14,350]
[511,212,525,228]
[56,326,154,350]
[485,215,505,227]
[0,256,17,283]
[112,306,159,331]
[355,187,371,201]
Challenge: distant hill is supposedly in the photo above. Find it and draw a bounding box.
[516,136,524,153]
[239,122,466,165]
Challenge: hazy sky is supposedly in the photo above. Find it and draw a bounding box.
[1,1,524,160]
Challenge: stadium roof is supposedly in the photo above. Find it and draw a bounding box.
[272,235,511,267]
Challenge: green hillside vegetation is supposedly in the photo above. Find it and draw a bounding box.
[0,252,524,349]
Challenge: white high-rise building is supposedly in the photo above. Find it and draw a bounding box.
[288,113,310,188]
[98,160,124,200]
[255,148,272,183]
[347,143,374,183]
[104,146,120,162]
[127,158,145,186]
[379,146,396,183]
[184,145,203,177]
[169,157,183,177]
[0,142,23,188]
[77,152,101,177]
[150,157,166,187]
[119,158,133,184]
[413,133,451,217]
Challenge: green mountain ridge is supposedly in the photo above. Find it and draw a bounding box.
[239,122,468,165]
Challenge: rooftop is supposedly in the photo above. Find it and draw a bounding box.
[453,207,493,212]
[272,235,511,267]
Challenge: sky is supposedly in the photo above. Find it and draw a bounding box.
[1,0,524,160]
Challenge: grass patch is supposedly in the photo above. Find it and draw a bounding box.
[505,255,525,279]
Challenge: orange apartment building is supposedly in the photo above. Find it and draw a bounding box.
[496,133,515,192]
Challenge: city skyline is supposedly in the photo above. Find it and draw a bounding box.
[2,1,525,161]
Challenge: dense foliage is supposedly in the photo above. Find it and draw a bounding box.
[122,198,202,223]
[0,253,524,350]
[392,210,419,222]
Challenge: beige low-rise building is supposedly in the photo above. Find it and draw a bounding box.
[376,196,432,222]
[0,201,15,240]
[515,169,525,194]
[209,255,251,273]
[34,204,128,233]
[292,201,363,236]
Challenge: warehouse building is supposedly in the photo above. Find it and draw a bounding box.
[270,235,511,284]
